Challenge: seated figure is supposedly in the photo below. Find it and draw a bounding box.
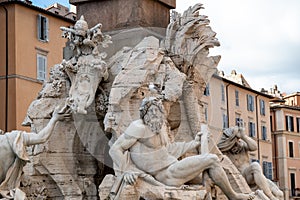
[109,97,254,200]
[0,106,70,199]
[218,125,284,200]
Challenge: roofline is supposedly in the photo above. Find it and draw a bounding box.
[283,92,300,99]
[0,1,75,23]
[270,104,300,111]
[213,73,274,99]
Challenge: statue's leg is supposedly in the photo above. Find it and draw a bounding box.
[244,163,278,200]
[156,153,253,200]
[155,153,218,186]
[267,179,283,199]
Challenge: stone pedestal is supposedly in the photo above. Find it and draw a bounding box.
[69,0,176,31]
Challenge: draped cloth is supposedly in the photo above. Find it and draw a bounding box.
[217,127,239,152]
[0,131,29,199]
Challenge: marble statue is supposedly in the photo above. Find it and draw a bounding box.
[19,2,275,199]
[218,125,284,200]
[0,106,70,199]
[109,97,254,200]
[60,15,111,114]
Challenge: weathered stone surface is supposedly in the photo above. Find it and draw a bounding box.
[99,174,209,200]
[70,0,175,31]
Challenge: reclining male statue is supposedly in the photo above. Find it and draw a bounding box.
[109,97,254,200]
[0,106,70,199]
[218,125,284,200]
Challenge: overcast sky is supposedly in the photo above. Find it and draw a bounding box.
[32,0,300,94]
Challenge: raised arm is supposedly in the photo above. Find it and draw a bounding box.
[237,127,257,151]
[24,106,70,146]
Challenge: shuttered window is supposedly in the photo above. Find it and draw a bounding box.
[247,94,254,111]
[37,14,49,41]
[262,161,273,180]
[37,54,47,81]
[249,121,255,137]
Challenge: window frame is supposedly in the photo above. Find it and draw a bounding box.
[261,125,267,140]
[249,121,256,137]
[297,117,300,133]
[288,141,294,158]
[247,94,254,111]
[204,83,210,96]
[286,115,294,132]
[37,54,47,81]
[260,99,266,116]
[262,161,273,180]
[222,113,228,129]
[37,14,49,42]
[221,84,225,102]
[235,90,239,106]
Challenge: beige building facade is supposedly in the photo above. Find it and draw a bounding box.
[0,1,73,132]
[202,71,274,181]
[270,92,300,199]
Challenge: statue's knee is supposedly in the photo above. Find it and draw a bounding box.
[206,154,219,165]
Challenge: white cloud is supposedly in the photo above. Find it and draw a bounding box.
[176,0,300,93]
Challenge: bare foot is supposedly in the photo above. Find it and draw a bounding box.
[234,192,255,200]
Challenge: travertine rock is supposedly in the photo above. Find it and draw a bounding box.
[99,174,209,200]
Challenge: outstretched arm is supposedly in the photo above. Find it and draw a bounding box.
[24,106,70,146]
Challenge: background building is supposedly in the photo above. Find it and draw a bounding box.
[202,70,274,181]
[46,3,76,20]
[0,0,74,132]
[270,90,300,199]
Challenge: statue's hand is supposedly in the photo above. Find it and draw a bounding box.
[193,132,202,146]
[235,126,246,139]
[52,105,71,121]
[124,171,138,185]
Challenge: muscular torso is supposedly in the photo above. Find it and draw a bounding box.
[131,133,164,153]
[0,135,16,183]
[225,144,250,173]
[124,121,177,174]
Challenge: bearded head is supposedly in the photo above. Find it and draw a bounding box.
[139,97,164,134]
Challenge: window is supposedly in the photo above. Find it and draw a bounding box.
[270,116,273,132]
[235,90,239,106]
[37,54,47,81]
[204,107,208,122]
[260,99,266,115]
[221,84,225,102]
[286,116,294,132]
[288,141,294,158]
[235,113,243,126]
[290,173,296,196]
[222,113,228,129]
[37,14,49,41]
[247,94,254,111]
[261,125,267,140]
[297,117,300,133]
[204,84,210,96]
[262,161,273,180]
[249,121,256,137]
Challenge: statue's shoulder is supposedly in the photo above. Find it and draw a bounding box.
[124,119,147,139]
[5,130,22,137]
